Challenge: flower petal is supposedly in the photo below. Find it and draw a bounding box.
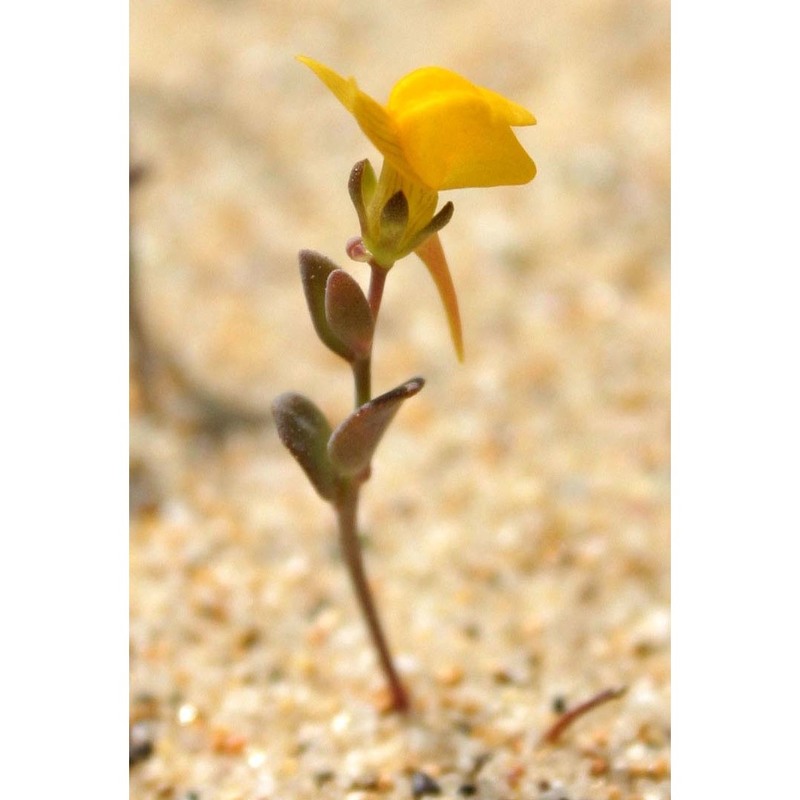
[297,56,422,187]
[296,55,358,111]
[477,86,537,126]
[389,67,536,190]
[351,90,415,181]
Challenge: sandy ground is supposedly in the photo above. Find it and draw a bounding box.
[130,1,670,798]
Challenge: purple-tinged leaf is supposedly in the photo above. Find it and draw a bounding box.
[272,392,339,500]
[328,377,425,476]
[325,269,374,360]
[299,250,354,362]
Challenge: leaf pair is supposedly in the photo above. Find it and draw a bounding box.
[272,377,424,501]
[299,250,373,362]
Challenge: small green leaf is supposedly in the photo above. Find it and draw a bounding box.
[328,377,425,476]
[325,270,374,360]
[299,250,354,362]
[272,392,339,500]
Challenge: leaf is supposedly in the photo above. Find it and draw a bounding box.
[325,269,374,360]
[272,392,339,500]
[328,377,425,475]
[298,250,354,362]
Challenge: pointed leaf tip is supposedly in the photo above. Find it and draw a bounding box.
[409,201,455,252]
[328,377,425,475]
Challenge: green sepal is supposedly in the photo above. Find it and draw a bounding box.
[298,249,354,362]
[328,377,425,476]
[325,269,374,361]
[272,392,340,501]
[348,159,377,236]
[408,201,455,252]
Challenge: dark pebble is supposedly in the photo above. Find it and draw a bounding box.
[350,771,380,790]
[462,623,481,639]
[411,770,442,797]
[129,722,154,767]
[551,695,568,714]
[129,461,161,517]
[458,783,477,796]
[313,770,335,787]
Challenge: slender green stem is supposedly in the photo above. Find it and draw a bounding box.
[335,481,410,712]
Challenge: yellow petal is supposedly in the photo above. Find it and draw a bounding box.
[402,98,536,189]
[351,91,415,182]
[297,56,422,187]
[477,86,537,126]
[414,232,464,361]
[388,67,536,190]
[296,55,358,112]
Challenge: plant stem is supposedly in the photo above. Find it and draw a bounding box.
[339,257,408,711]
[539,686,627,745]
[335,481,410,712]
[352,357,371,408]
[351,262,390,408]
[367,260,390,320]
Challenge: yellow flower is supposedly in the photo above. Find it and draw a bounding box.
[296,56,536,191]
[297,56,536,361]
